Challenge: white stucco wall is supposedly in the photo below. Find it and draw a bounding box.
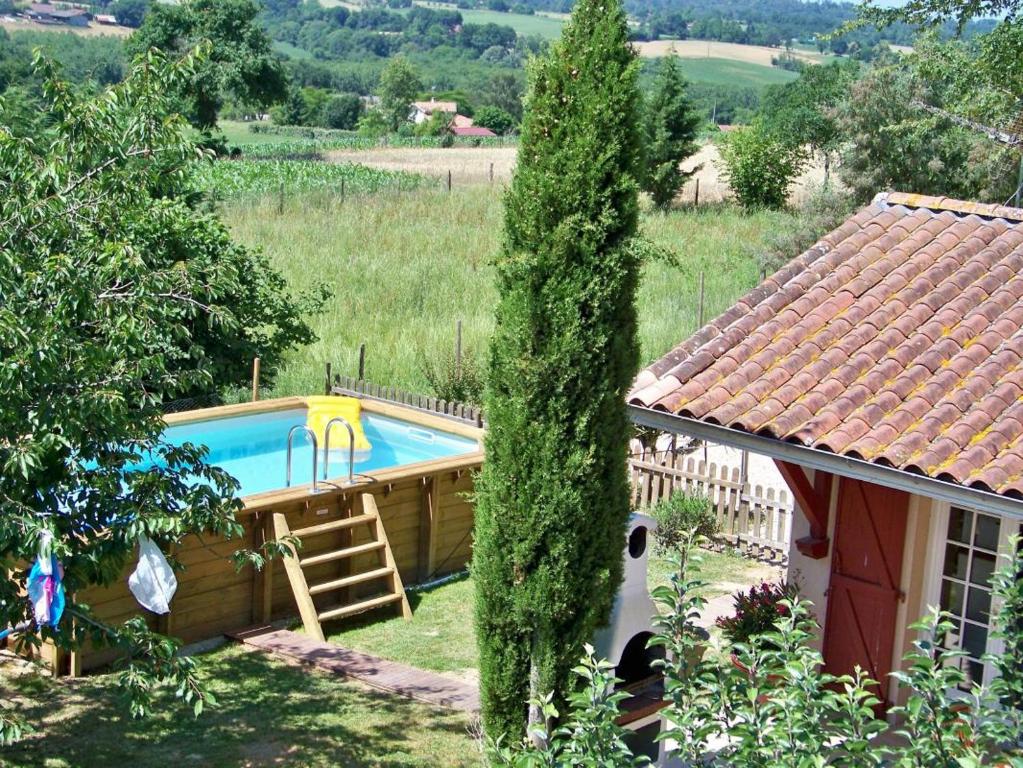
[784,468,839,651]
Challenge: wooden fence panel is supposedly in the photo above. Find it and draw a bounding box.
[329,376,483,428]
[628,454,793,562]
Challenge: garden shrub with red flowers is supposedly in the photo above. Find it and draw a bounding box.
[716,581,798,645]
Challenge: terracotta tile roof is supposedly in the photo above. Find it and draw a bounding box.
[629,192,1023,498]
[450,125,496,137]
[413,100,458,114]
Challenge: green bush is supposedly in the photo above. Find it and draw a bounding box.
[717,122,806,209]
[419,349,484,407]
[492,536,1023,765]
[473,105,516,135]
[754,183,857,274]
[648,491,717,551]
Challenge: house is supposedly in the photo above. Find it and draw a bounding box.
[628,192,1023,709]
[411,99,458,125]
[450,125,496,138]
[94,13,116,24]
[24,3,88,25]
[451,114,475,129]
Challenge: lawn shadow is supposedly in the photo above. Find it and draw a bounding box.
[3,644,478,767]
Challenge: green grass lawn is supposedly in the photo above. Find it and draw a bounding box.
[222,185,793,398]
[2,644,480,767]
[325,548,774,677]
[676,57,799,88]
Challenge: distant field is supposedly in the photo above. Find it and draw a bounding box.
[217,120,294,145]
[411,2,564,39]
[457,8,563,39]
[272,40,315,60]
[324,140,828,202]
[0,17,132,37]
[674,57,798,88]
[326,145,516,185]
[637,39,822,67]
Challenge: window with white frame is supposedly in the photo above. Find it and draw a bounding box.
[935,506,1021,691]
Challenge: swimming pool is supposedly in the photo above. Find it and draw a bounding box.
[67,397,482,673]
[163,405,480,497]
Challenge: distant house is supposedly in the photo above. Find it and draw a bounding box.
[94,13,116,24]
[449,125,496,138]
[25,3,89,26]
[411,99,458,125]
[629,192,1023,710]
[451,114,474,129]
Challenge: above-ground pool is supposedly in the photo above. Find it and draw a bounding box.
[162,403,480,497]
[65,397,483,674]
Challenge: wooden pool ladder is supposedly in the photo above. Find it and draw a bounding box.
[273,493,412,642]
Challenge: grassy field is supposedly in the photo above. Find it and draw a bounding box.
[457,8,564,39]
[674,57,798,88]
[216,120,324,146]
[1,645,480,767]
[272,39,315,60]
[0,17,132,37]
[636,39,823,66]
[409,2,564,39]
[221,185,792,398]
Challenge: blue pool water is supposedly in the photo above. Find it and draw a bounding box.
[162,409,479,497]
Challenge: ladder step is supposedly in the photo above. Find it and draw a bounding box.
[308,567,395,595]
[300,540,385,568]
[291,513,377,538]
[317,592,402,622]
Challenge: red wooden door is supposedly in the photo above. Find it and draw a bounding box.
[822,478,909,706]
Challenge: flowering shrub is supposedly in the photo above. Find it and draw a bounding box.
[716,580,798,645]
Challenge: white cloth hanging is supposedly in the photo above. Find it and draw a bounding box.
[128,537,177,615]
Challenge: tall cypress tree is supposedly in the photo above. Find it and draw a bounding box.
[644,54,701,210]
[473,0,643,742]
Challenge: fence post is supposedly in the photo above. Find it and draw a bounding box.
[455,319,463,379]
[447,170,452,192]
[251,357,261,402]
[358,343,366,381]
[325,362,332,396]
[489,162,494,183]
[694,177,700,207]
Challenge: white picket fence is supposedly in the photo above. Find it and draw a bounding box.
[629,452,793,562]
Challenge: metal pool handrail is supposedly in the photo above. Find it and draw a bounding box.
[323,416,356,484]
[286,425,318,491]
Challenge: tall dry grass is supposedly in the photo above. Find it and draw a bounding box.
[222,187,795,397]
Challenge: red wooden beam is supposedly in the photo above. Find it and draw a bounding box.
[775,460,831,559]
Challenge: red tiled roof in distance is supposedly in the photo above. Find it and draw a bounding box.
[629,192,1023,498]
[450,125,496,137]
